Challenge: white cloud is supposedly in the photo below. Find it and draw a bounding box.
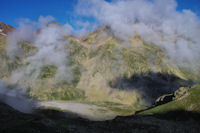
[7,16,73,85]
[75,0,200,71]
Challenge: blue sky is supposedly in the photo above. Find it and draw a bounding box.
[0,0,77,27]
[0,0,200,28]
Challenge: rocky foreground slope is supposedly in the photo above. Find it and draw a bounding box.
[0,85,200,133]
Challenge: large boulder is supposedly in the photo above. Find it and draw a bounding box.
[154,94,174,106]
[154,87,189,106]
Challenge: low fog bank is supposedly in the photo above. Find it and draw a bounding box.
[0,80,37,113]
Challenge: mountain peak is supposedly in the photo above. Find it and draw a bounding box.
[0,22,15,36]
[46,21,61,27]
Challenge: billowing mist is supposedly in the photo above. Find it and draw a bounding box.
[75,0,200,71]
[0,79,36,113]
[0,16,73,112]
[7,16,73,84]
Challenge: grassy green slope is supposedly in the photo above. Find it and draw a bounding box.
[140,84,200,115]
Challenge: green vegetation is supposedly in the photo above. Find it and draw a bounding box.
[0,36,23,77]
[87,101,135,116]
[17,41,37,57]
[29,82,85,101]
[97,43,117,59]
[71,65,82,86]
[50,85,85,101]
[140,84,200,115]
[67,39,88,63]
[121,48,149,73]
[40,65,57,79]
[0,36,6,56]
[29,63,84,101]
[179,67,200,81]
[110,107,133,116]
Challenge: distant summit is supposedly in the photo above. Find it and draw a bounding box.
[46,21,61,27]
[0,22,15,36]
[36,21,62,34]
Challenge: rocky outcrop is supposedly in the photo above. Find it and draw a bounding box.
[154,87,189,106]
[154,94,174,106]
